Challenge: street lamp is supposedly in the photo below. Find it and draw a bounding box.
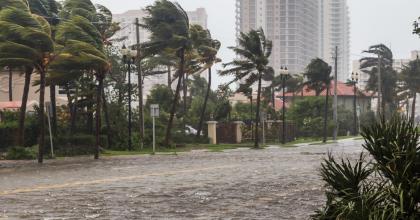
[121,44,137,151]
[351,72,359,136]
[279,66,290,144]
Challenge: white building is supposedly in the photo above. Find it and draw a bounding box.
[112,8,208,98]
[236,0,319,76]
[320,0,351,82]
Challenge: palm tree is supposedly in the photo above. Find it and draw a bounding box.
[141,0,192,147]
[220,28,274,148]
[51,0,109,159]
[360,44,397,117]
[191,25,221,137]
[28,0,61,137]
[303,58,332,143]
[0,4,54,163]
[399,58,420,123]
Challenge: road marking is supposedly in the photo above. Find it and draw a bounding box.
[0,165,238,196]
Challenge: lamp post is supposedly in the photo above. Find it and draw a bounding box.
[121,44,137,151]
[279,66,290,144]
[351,72,359,136]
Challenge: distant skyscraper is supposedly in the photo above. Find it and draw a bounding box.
[236,0,319,76]
[235,0,350,80]
[320,0,351,81]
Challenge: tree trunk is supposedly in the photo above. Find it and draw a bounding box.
[94,76,103,159]
[138,61,144,147]
[323,86,330,143]
[167,65,172,87]
[411,92,417,123]
[250,95,253,141]
[196,67,211,137]
[164,48,185,147]
[87,94,94,134]
[49,84,57,136]
[70,87,78,135]
[271,87,275,109]
[38,70,46,164]
[254,74,263,148]
[17,67,32,146]
[8,67,12,101]
[353,85,358,136]
[183,73,188,135]
[102,87,111,148]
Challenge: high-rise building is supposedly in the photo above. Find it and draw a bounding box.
[236,0,319,76]
[320,0,350,81]
[235,0,350,80]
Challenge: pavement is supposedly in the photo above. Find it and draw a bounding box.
[0,138,364,219]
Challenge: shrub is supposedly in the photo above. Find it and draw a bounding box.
[50,134,108,156]
[5,146,37,160]
[313,116,420,219]
[0,114,39,151]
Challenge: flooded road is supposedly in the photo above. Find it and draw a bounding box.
[0,139,363,219]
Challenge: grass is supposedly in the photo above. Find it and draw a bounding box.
[102,143,255,156]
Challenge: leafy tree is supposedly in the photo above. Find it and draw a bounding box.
[0,2,54,163]
[303,58,332,143]
[220,28,274,148]
[399,58,420,123]
[360,44,397,117]
[141,0,192,146]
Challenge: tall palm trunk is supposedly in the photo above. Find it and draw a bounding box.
[8,67,12,101]
[323,85,330,143]
[49,84,57,136]
[164,48,185,146]
[94,76,103,159]
[183,73,188,135]
[102,87,111,148]
[254,74,263,148]
[411,92,417,123]
[38,70,46,164]
[17,67,32,146]
[167,65,172,87]
[196,67,211,137]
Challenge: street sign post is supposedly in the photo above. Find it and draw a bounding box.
[150,104,159,154]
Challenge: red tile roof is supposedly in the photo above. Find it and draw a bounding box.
[0,101,22,110]
[280,81,372,98]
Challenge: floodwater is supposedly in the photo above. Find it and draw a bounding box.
[0,139,363,219]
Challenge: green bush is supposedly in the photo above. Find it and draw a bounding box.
[5,146,37,160]
[313,116,420,219]
[50,134,107,156]
[0,114,39,151]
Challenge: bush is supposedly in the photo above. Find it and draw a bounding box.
[50,134,108,156]
[313,116,420,219]
[0,114,39,151]
[5,146,36,160]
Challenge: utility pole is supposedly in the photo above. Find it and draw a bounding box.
[377,54,382,116]
[135,18,144,148]
[333,46,338,141]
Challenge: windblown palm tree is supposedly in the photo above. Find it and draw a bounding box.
[141,0,192,146]
[220,28,274,148]
[303,58,332,143]
[360,44,397,117]
[399,58,420,123]
[51,0,109,159]
[191,25,221,137]
[0,3,54,163]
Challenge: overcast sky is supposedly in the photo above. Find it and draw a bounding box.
[92,0,420,87]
